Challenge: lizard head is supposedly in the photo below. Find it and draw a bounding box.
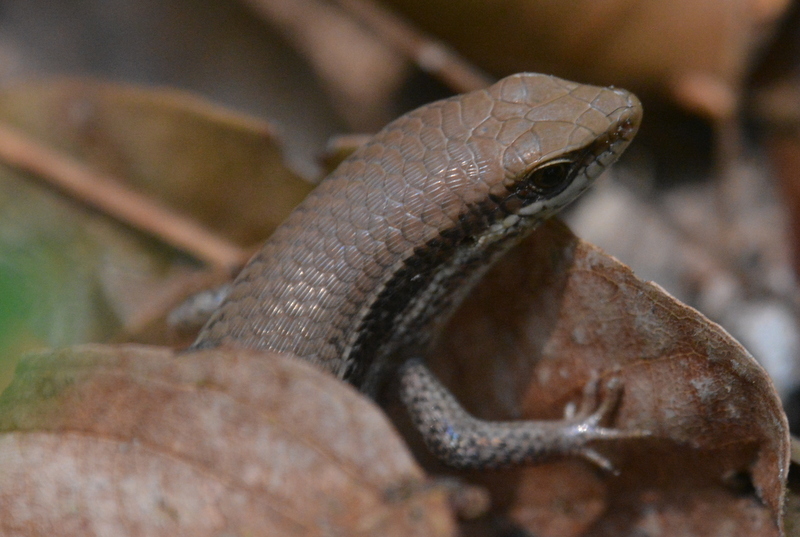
[464,73,642,229]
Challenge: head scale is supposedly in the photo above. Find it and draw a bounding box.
[441,73,641,231]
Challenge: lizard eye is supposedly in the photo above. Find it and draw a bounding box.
[514,159,574,200]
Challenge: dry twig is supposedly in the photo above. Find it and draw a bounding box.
[0,123,249,272]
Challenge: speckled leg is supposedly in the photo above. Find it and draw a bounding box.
[399,359,643,471]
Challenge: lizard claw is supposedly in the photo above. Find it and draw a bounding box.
[568,375,651,471]
[578,448,618,475]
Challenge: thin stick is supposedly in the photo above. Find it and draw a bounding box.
[332,0,494,93]
[0,123,249,272]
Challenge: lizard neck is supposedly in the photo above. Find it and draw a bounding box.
[192,73,641,393]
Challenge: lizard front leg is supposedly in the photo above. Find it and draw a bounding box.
[399,359,647,471]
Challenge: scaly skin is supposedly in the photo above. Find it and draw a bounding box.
[193,73,643,469]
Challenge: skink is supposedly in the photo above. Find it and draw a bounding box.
[193,73,642,469]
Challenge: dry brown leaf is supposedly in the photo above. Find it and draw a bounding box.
[388,219,790,537]
[0,78,313,248]
[0,79,313,362]
[241,0,410,130]
[0,344,455,536]
[380,0,789,111]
